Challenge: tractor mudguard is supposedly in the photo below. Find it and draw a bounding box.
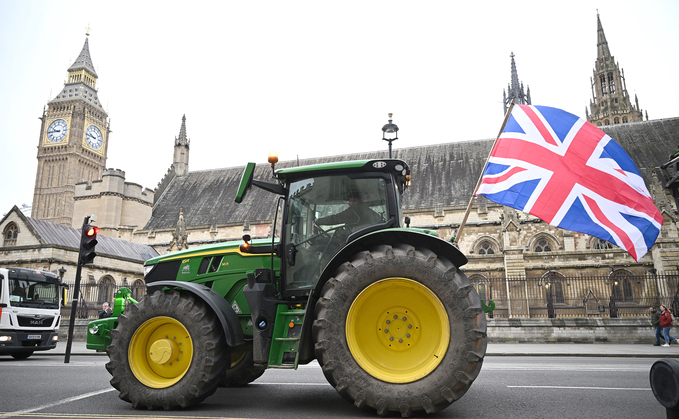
[296,229,469,364]
[147,280,245,348]
[318,229,467,297]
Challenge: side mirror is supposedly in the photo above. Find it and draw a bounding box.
[235,162,256,203]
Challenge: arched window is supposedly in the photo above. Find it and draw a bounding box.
[468,274,490,302]
[97,276,116,305]
[475,239,499,255]
[131,279,146,301]
[600,75,607,95]
[542,271,566,304]
[604,119,610,125]
[614,117,620,124]
[593,238,614,250]
[534,239,552,252]
[3,223,18,246]
[608,73,615,94]
[610,270,634,302]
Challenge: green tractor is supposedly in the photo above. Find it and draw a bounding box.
[95,156,488,417]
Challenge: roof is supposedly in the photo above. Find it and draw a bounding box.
[145,117,679,230]
[24,215,158,262]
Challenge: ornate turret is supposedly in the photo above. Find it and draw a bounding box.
[503,52,531,114]
[587,13,644,126]
[172,115,190,176]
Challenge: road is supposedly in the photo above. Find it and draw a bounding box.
[0,355,665,418]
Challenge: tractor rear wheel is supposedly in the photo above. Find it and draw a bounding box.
[220,350,266,387]
[106,289,228,409]
[313,244,486,417]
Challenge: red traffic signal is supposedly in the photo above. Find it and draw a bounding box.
[80,224,99,265]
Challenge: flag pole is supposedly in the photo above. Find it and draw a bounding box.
[454,99,516,245]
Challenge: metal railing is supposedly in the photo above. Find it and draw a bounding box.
[60,281,147,319]
[59,273,679,320]
[470,272,679,318]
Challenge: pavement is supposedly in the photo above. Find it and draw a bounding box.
[40,340,679,358]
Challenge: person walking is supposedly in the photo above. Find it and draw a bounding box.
[660,305,677,347]
[650,306,662,346]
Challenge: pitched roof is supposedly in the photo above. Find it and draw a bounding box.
[17,210,158,262]
[146,117,679,230]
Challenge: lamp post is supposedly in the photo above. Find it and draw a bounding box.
[382,113,399,158]
[58,266,66,281]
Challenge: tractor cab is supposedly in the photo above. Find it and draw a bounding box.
[236,157,411,297]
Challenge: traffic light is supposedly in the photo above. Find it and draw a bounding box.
[79,224,99,265]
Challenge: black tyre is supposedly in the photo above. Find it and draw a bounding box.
[11,351,33,360]
[106,289,228,410]
[313,244,486,417]
[220,350,266,387]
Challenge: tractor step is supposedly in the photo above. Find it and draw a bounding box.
[268,307,305,368]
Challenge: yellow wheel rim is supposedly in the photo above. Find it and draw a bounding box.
[346,278,449,383]
[129,316,193,388]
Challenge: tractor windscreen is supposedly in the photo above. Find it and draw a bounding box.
[284,175,388,291]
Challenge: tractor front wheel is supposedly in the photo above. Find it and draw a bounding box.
[313,244,486,417]
[106,289,228,409]
[220,350,266,387]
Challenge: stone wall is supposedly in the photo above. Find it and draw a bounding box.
[61,317,656,344]
[487,318,655,344]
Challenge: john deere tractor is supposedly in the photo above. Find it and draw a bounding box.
[96,156,487,417]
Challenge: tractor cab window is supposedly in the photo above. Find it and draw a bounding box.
[284,175,388,291]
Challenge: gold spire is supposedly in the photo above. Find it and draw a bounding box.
[86,24,90,38]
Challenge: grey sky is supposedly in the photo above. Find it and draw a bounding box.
[1,0,677,217]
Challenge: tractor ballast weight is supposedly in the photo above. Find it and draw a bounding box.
[100,157,488,417]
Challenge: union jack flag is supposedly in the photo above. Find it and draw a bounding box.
[477,104,663,261]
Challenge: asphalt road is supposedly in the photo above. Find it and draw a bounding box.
[0,355,666,419]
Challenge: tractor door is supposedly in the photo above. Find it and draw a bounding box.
[283,174,390,294]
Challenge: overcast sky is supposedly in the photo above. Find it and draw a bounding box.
[1,0,678,217]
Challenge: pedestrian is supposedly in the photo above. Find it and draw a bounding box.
[650,306,662,346]
[98,302,112,319]
[659,304,677,347]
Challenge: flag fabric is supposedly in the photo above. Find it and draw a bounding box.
[477,104,663,261]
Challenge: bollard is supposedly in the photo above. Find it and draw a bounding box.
[650,359,679,419]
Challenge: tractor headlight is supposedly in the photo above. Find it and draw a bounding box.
[89,325,99,335]
[144,264,156,278]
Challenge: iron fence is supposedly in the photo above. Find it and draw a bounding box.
[60,280,147,319]
[469,272,679,318]
[59,273,679,319]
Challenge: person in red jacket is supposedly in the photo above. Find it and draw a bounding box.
[660,305,677,347]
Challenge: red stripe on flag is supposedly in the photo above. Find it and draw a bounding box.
[480,167,527,185]
[520,105,559,146]
[583,195,638,261]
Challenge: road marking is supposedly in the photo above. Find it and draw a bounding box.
[508,385,651,391]
[0,388,116,418]
[484,366,648,372]
[0,414,250,419]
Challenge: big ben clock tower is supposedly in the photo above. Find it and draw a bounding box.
[32,30,110,225]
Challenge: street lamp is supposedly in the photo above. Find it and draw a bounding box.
[382,113,399,158]
[58,266,66,280]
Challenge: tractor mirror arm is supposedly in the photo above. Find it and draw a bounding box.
[252,179,286,196]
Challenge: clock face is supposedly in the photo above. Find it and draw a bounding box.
[47,119,68,142]
[85,125,103,150]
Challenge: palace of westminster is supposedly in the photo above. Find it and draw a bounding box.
[2,14,678,317]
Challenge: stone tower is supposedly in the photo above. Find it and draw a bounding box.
[586,13,645,126]
[503,52,531,114]
[32,31,110,225]
[172,115,190,176]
